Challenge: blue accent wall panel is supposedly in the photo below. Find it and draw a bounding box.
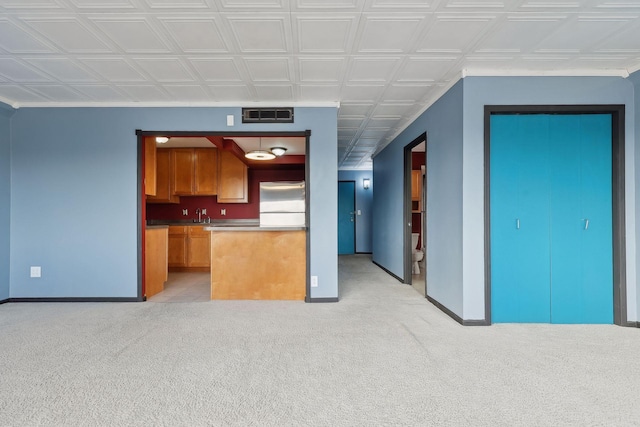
[0,102,13,301]
[373,80,464,317]
[338,170,372,253]
[9,107,337,299]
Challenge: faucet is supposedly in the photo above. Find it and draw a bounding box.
[195,208,201,223]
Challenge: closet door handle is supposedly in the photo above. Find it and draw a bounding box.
[582,218,589,230]
[516,218,520,230]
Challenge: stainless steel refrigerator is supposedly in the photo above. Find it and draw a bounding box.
[259,181,306,227]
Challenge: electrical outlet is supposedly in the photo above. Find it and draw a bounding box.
[202,209,207,215]
[221,209,226,216]
[182,209,188,216]
[311,276,318,287]
[30,266,41,278]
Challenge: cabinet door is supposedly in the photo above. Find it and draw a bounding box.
[194,148,218,195]
[168,226,188,268]
[411,170,421,201]
[218,150,248,203]
[144,137,157,196]
[490,114,551,323]
[188,233,211,267]
[147,150,180,204]
[172,149,195,195]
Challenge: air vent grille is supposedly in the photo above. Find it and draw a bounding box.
[242,107,294,123]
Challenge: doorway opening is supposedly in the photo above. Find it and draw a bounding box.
[137,131,310,302]
[404,133,426,296]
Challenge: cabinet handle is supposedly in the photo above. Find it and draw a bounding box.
[582,218,589,230]
[516,218,520,230]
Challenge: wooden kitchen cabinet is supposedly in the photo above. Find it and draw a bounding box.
[147,149,180,204]
[144,137,157,196]
[172,148,218,196]
[411,170,423,213]
[168,225,210,270]
[145,226,168,298]
[187,226,211,268]
[217,150,248,203]
[168,226,188,268]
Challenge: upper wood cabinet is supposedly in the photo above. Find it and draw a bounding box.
[147,149,180,204]
[144,138,157,196]
[411,170,422,201]
[217,150,248,203]
[194,149,218,195]
[172,148,218,196]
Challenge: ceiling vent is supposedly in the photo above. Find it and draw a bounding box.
[242,107,294,123]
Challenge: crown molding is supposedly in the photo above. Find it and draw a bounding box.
[7,100,341,109]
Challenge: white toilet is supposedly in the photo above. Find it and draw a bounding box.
[411,233,424,275]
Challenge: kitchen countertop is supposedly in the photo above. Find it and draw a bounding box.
[205,226,307,232]
[145,225,169,229]
[147,219,260,227]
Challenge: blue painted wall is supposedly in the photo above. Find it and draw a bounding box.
[373,76,638,323]
[373,81,464,315]
[9,107,337,299]
[463,76,636,321]
[338,170,372,253]
[0,102,13,301]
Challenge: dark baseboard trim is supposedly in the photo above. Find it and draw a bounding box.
[426,295,490,326]
[305,297,339,303]
[8,297,142,303]
[372,260,403,283]
[625,321,639,328]
[0,298,9,305]
[355,251,373,255]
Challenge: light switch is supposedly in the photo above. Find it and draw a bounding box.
[357,210,361,215]
[227,115,234,126]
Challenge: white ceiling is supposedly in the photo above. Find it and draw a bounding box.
[1,0,639,170]
[158,135,306,155]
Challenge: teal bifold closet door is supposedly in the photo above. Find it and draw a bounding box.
[490,113,613,324]
[490,115,551,323]
[548,115,613,324]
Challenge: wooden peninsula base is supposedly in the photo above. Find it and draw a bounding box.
[208,228,306,300]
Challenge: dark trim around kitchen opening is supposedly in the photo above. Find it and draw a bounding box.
[0,298,9,305]
[136,129,313,302]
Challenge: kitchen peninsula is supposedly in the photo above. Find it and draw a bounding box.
[206,225,306,300]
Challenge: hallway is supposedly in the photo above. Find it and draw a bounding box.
[0,255,638,426]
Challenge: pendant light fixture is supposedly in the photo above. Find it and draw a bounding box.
[270,147,287,156]
[245,137,276,160]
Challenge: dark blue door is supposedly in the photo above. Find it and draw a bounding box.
[491,114,613,324]
[338,181,355,255]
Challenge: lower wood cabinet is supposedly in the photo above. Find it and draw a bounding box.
[168,225,210,270]
[145,227,168,298]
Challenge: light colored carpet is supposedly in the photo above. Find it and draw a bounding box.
[0,254,639,426]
